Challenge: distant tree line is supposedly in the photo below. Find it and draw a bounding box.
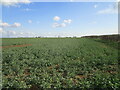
[82,34,120,42]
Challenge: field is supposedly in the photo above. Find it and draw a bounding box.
[2,37,119,89]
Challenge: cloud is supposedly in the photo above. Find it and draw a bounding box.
[40,32,82,37]
[0,22,21,27]
[97,8,117,14]
[12,22,21,27]
[8,30,16,35]
[94,5,98,8]
[63,19,72,24]
[52,16,72,28]
[97,5,118,14]
[23,8,31,11]
[60,23,66,27]
[0,28,3,33]
[28,20,32,23]
[117,0,120,2]
[0,22,10,27]
[0,0,31,6]
[52,23,66,28]
[1,30,37,37]
[18,31,36,37]
[0,20,2,23]
[53,16,60,21]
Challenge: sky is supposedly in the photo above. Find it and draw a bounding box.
[0,0,118,37]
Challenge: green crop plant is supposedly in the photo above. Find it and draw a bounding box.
[2,38,119,89]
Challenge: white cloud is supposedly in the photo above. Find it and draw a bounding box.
[53,17,72,28]
[18,31,36,37]
[23,8,31,11]
[12,22,21,27]
[52,23,66,28]
[52,23,59,28]
[0,0,31,6]
[117,0,120,2]
[61,23,66,27]
[26,32,36,35]
[1,30,37,37]
[94,5,98,8]
[40,32,82,37]
[0,21,21,27]
[0,22,10,27]
[0,28,3,33]
[19,32,23,35]
[63,19,72,24]
[28,20,32,23]
[53,16,60,21]
[8,30,16,35]
[97,8,117,14]
[0,20,2,23]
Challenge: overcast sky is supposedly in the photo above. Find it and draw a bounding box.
[0,0,118,37]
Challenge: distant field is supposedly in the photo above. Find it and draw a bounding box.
[2,38,119,89]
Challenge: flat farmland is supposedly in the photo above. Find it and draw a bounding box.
[2,38,119,89]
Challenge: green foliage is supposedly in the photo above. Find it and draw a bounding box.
[2,38,119,89]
